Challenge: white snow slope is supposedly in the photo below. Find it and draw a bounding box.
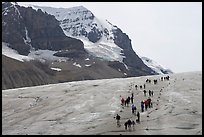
[2,71,202,135]
[141,56,173,74]
[2,42,67,63]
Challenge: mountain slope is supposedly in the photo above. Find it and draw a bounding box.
[2,55,57,90]
[140,56,173,74]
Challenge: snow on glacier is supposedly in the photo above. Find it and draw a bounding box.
[2,71,202,135]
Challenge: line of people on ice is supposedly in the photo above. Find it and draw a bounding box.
[161,76,170,81]
[120,92,135,107]
[135,84,146,90]
[118,93,153,131]
[120,96,131,107]
[118,93,141,131]
[143,89,154,97]
[115,75,170,131]
[146,78,158,84]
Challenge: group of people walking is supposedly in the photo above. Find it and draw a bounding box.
[114,75,170,132]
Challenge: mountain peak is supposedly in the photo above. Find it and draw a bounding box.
[66,5,89,11]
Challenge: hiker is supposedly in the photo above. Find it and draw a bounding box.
[121,97,125,106]
[127,119,132,131]
[147,97,151,108]
[135,85,138,90]
[153,79,157,84]
[114,114,121,127]
[143,90,147,96]
[144,100,148,111]
[136,111,140,123]
[140,85,143,89]
[132,120,135,130]
[151,90,154,96]
[143,84,146,89]
[141,101,144,112]
[127,96,130,106]
[124,121,128,130]
[130,96,134,104]
[149,90,151,97]
[125,96,130,107]
[131,92,134,98]
[131,104,136,114]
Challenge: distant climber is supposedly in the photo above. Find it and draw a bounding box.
[136,111,140,123]
[131,104,137,114]
[114,114,121,127]
[141,101,144,112]
[131,96,134,104]
[135,85,138,90]
[143,90,147,96]
[121,97,125,106]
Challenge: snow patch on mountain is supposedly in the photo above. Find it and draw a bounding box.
[2,42,33,62]
[50,67,62,71]
[73,62,82,68]
[140,56,173,74]
[2,42,68,63]
[28,50,68,63]
[82,38,125,62]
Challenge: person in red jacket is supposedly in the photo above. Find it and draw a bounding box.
[144,99,148,111]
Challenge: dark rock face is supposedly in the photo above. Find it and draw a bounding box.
[2,3,31,55]
[2,2,86,56]
[112,28,154,76]
[87,27,103,43]
[53,50,86,58]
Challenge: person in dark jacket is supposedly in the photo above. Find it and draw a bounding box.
[114,114,121,127]
[141,101,144,112]
[136,111,140,123]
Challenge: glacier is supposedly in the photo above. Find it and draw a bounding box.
[2,71,202,135]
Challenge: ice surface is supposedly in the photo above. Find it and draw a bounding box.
[2,71,202,135]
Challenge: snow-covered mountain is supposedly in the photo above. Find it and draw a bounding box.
[140,56,173,74]
[25,4,155,76]
[2,2,170,89]
[29,5,123,63]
